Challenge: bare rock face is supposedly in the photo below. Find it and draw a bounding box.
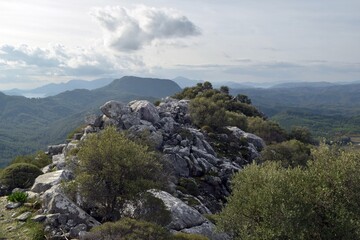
[149,190,207,230]
[227,126,266,151]
[32,97,266,239]
[42,185,100,238]
[149,190,229,240]
[130,100,160,124]
[100,100,131,119]
[31,170,69,193]
[47,144,67,156]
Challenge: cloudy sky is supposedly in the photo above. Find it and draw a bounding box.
[0,0,359,89]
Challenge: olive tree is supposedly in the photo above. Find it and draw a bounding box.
[72,127,164,221]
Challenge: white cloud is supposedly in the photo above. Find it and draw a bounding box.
[0,43,147,88]
[90,5,201,52]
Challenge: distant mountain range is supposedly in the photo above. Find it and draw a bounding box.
[0,76,181,167]
[3,78,114,97]
[231,83,360,137]
[3,75,358,99]
[270,81,338,89]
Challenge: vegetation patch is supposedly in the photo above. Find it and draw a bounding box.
[7,191,28,203]
[0,163,42,190]
[217,145,360,239]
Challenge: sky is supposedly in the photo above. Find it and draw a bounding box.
[0,0,359,89]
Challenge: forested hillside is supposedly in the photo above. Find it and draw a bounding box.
[231,83,360,138]
[0,76,181,167]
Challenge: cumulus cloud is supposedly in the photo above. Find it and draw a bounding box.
[90,5,201,52]
[0,44,146,88]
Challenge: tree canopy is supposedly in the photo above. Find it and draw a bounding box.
[217,146,360,239]
[71,126,165,222]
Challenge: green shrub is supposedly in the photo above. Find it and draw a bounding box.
[224,111,248,130]
[217,145,360,240]
[26,221,45,240]
[83,218,171,240]
[247,117,288,143]
[133,192,172,226]
[66,125,85,140]
[7,191,28,203]
[172,232,209,240]
[179,178,199,196]
[190,97,227,130]
[289,126,315,145]
[203,214,218,224]
[259,139,312,168]
[0,163,42,190]
[10,151,51,169]
[72,126,165,221]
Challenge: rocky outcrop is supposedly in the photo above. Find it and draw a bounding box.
[149,190,230,240]
[31,170,70,193]
[23,97,265,239]
[80,97,263,213]
[41,185,100,238]
[129,100,160,124]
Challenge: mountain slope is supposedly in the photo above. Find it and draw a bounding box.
[231,83,360,136]
[99,76,181,97]
[0,76,181,167]
[3,78,113,97]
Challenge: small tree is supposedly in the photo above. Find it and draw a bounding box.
[189,97,226,130]
[259,139,312,168]
[73,127,164,221]
[236,94,252,104]
[289,126,315,145]
[217,145,360,239]
[0,163,42,190]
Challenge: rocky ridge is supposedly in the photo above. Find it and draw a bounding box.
[5,97,265,239]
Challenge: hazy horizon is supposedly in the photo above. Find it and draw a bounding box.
[0,0,359,90]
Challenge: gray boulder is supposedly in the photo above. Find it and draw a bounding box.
[165,154,190,177]
[181,221,230,240]
[128,124,163,149]
[51,154,66,170]
[47,144,66,156]
[149,190,229,240]
[100,100,130,119]
[158,98,189,118]
[227,126,265,151]
[16,211,32,221]
[130,100,160,124]
[120,112,140,129]
[31,170,69,193]
[159,116,177,133]
[42,185,100,229]
[149,190,206,230]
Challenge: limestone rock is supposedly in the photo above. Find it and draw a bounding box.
[100,100,130,119]
[16,211,32,221]
[227,126,266,151]
[47,144,66,156]
[31,170,68,193]
[149,190,206,230]
[31,214,47,222]
[6,202,22,209]
[181,221,230,240]
[42,185,100,234]
[130,100,160,124]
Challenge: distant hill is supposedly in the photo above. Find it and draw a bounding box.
[0,76,181,168]
[213,81,254,89]
[3,78,113,97]
[231,83,360,137]
[101,76,181,97]
[271,81,338,89]
[173,76,203,88]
